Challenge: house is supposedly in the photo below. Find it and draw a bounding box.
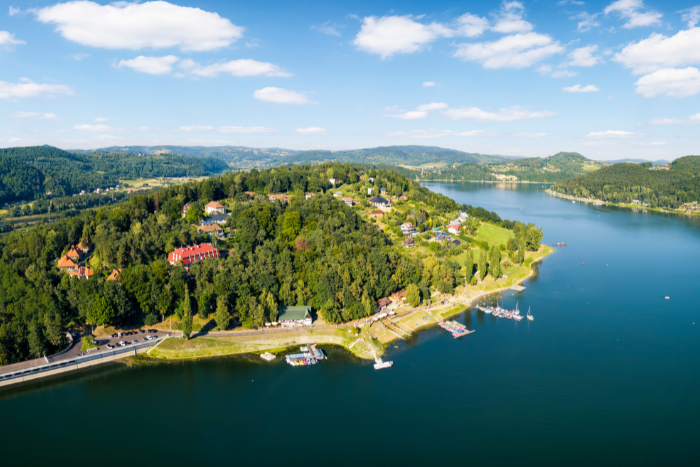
[376,297,391,313]
[380,187,387,196]
[68,266,93,280]
[332,191,342,198]
[390,290,407,303]
[329,178,338,185]
[268,193,290,203]
[369,197,390,208]
[168,243,220,267]
[367,187,374,195]
[57,255,78,270]
[182,204,191,218]
[447,224,461,235]
[400,222,415,236]
[342,196,353,207]
[77,238,93,254]
[107,269,122,281]
[403,237,415,248]
[435,231,451,242]
[244,191,255,196]
[368,177,375,183]
[458,211,469,222]
[305,192,315,200]
[631,200,641,205]
[353,199,360,205]
[399,193,408,200]
[199,214,230,225]
[205,201,225,215]
[197,224,224,237]
[278,306,313,326]
[65,246,84,261]
[369,210,383,217]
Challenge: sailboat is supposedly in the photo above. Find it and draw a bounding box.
[527,307,534,321]
[513,302,523,321]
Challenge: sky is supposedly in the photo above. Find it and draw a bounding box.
[1,0,700,160]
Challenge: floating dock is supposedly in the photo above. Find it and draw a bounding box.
[260,352,276,361]
[285,344,326,366]
[439,320,475,338]
[509,285,526,292]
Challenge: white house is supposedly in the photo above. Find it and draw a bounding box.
[447,224,461,235]
[205,201,225,215]
[329,178,338,185]
[369,197,390,208]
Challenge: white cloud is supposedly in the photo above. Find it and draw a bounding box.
[443,105,556,121]
[512,132,548,137]
[74,124,112,132]
[587,130,642,138]
[253,87,316,104]
[218,126,277,134]
[133,126,150,131]
[179,126,214,132]
[567,45,601,66]
[71,53,89,61]
[94,117,108,122]
[422,81,436,87]
[9,7,21,16]
[558,0,585,6]
[117,55,180,75]
[295,127,327,135]
[0,79,73,99]
[417,102,449,111]
[650,141,667,146]
[537,65,552,75]
[386,102,448,119]
[573,12,600,32]
[9,111,59,120]
[312,21,342,36]
[552,69,578,78]
[388,111,429,120]
[613,29,700,75]
[385,129,493,139]
[353,15,453,58]
[690,113,700,121]
[604,0,662,28]
[183,59,291,78]
[563,84,600,92]
[34,1,244,51]
[649,117,685,124]
[0,31,25,49]
[456,13,489,37]
[634,67,700,97]
[680,6,700,28]
[492,1,533,33]
[454,32,563,69]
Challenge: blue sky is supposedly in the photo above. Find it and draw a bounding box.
[1,0,700,160]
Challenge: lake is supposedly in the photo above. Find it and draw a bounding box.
[2,182,699,466]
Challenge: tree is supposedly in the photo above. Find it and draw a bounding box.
[478,249,488,280]
[28,320,46,359]
[489,246,501,280]
[182,289,193,339]
[517,240,526,264]
[265,291,278,322]
[361,292,374,317]
[197,290,211,319]
[253,304,266,328]
[215,295,230,331]
[406,283,421,307]
[87,295,115,331]
[185,207,204,224]
[526,226,543,251]
[155,286,172,323]
[464,249,474,283]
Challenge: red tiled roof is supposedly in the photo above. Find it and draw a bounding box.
[68,267,93,279]
[65,246,83,259]
[107,269,121,281]
[168,243,220,266]
[206,201,224,208]
[57,255,78,269]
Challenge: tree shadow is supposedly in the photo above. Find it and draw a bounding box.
[194,318,217,337]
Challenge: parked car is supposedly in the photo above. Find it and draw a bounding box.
[106,344,114,349]
[139,329,145,333]
[118,341,125,347]
[132,340,138,344]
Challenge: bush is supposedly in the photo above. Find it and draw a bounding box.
[144,313,159,326]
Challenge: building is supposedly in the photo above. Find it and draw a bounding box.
[447,224,461,235]
[244,191,255,196]
[65,246,83,261]
[77,238,93,254]
[205,201,225,215]
[329,178,338,185]
[368,177,375,183]
[332,191,342,198]
[380,187,387,195]
[458,211,469,222]
[390,290,407,303]
[182,204,191,218]
[68,266,93,280]
[399,193,408,200]
[369,210,383,217]
[197,224,224,237]
[57,255,78,270]
[268,193,290,202]
[199,214,230,225]
[107,269,122,281]
[168,243,220,267]
[403,237,415,248]
[342,196,353,207]
[305,192,315,200]
[278,306,313,326]
[376,297,391,313]
[400,222,415,236]
[367,187,374,195]
[369,197,390,208]
[435,231,451,242]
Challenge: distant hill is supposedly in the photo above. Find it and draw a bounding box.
[553,156,700,208]
[0,146,229,203]
[606,158,669,166]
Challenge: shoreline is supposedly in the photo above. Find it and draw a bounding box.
[545,189,700,218]
[419,180,554,185]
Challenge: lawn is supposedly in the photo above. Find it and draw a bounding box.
[476,222,514,247]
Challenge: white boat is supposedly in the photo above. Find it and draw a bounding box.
[513,302,523,321]
[374,358,393,370]
[527,307,534,321]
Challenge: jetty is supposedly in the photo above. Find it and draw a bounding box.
[285,344,325,366]
[439,320,475,339]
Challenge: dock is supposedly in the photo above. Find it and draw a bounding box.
[509,285,526,292]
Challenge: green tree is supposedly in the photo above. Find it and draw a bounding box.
[406,283,421,307]
[489,246,501,279]
[265,291,278,322]
[361,292,374,317]
[28,320,46,359]
[478,249,488,280]
[87,295,115,331]
[43,311,64,347]
[197,290,211,319]
[185,207,204,224]
[526,226,543,251]
[464,249,474,283]
[182,289,193,339]
[253,304,266,328]
[215,295,230,331]
[155,286,172,323]
[517,240,526,264]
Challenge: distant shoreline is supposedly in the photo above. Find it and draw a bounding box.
[420,180,554,185]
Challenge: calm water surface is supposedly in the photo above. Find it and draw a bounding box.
[2,182,699,466]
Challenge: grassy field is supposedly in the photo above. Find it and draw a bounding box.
[120,176,209,192]
[476,222,514,247]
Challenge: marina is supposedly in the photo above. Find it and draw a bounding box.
[285,344,326,366]
[439,320,475,338]
[476,301,528,321]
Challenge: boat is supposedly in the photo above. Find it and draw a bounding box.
[527,307,534,321]
[513,303,523,321]
[374,358,393,370]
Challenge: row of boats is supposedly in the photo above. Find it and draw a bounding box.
[476,302,534,321]
[285,344,326,366]
[438,320,475,338]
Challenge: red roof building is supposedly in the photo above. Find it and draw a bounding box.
[107,269,122,281]
[168,243,220,267]
[57,255,78,269]
[68,266,93,280]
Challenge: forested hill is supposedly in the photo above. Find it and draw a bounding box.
[407,151,604,183]
[552,156,700,208]
[0,146,229,203]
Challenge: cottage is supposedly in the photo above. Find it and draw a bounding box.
[341,196,353,207]
[400,222,415,236]
[57,255,78,270]
[77,238,93,254]
[458,211,469,222]
[107,269,122,281]
[369,210,383,217]
[268,194,290,203]
[68,266,93,280]
[435,231,451,242]
[244,191,255,196]
[380,187,387,196]
[65,246,83,261]
[376,297,391,313]
[447,224,461,235]
[197,224,224,237]
[205,201,225,215]
[369,197,390,208]
[305,192,315,200]
[168,243,220,267]
[403,237,415,248]
[182,204,191,218]
[367,187,374,195]
[278,306,313,326]
[390,290,407,303]
[399,193,408,200]
[332,191,342,198]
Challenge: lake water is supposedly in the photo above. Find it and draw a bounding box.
[2,182,699,466]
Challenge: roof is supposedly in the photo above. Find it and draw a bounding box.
[369,197,389,204]
[401,222,414,228]
[197,224,223,233]
[278,306,312,321]
[68,267,93,279]
[342,197,352,201]
[448,224,461,229]
[168,243,220,266]
[57,255,78,269]
[370,210,383,215]
[199,214,230,224]
[206,201,224,208]
[65,246,83,259]
[378,297,391,307]
[78,238,93,250]
[107,269,121,281]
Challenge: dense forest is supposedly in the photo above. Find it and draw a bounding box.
[410,152,600,183]
[552,156,700,208]
[0,162,524,365]
[0,146,229,203]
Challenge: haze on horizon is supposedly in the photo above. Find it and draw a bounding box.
[1,0,700,161]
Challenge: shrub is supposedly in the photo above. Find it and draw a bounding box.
[144,313,159,326]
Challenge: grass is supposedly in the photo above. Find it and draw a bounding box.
[476,223,514,247]
[81,336,100,351]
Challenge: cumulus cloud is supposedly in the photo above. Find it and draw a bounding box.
[218,126,277,134]
[388,111,429,120]
[386,102,448,119]
[74,124,112,132]
[353,15,453,58]
[634,67,700,97]
[94,117,108,122]
[181,59,291,78]
[573,12,601,32]
[552,69,578,78]
[117,55,180,75]
[649,117,686,125]
[587,130,643,138]
[422,81,436,87]
[492,1,533,33]
[443,106,556,121]
[512,132,548,137]
[456,13,489,37]
[680,6,700,28]
[385,129,494,139]
[295,127,327,135]
[312,21,342,36]
[253,87,316,104]
[34,1,244,51]
[454,32,563,69]
[567,45,601,66]
[563,84,600,92]
[179,126,214,132]
[0,31,25,50]
[604,0,662,28]
[71,53,89,61]
[10,111,59,120]
[613,29,700,75]
[0,79,73,99]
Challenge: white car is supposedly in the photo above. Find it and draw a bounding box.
[118,341,125,347]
